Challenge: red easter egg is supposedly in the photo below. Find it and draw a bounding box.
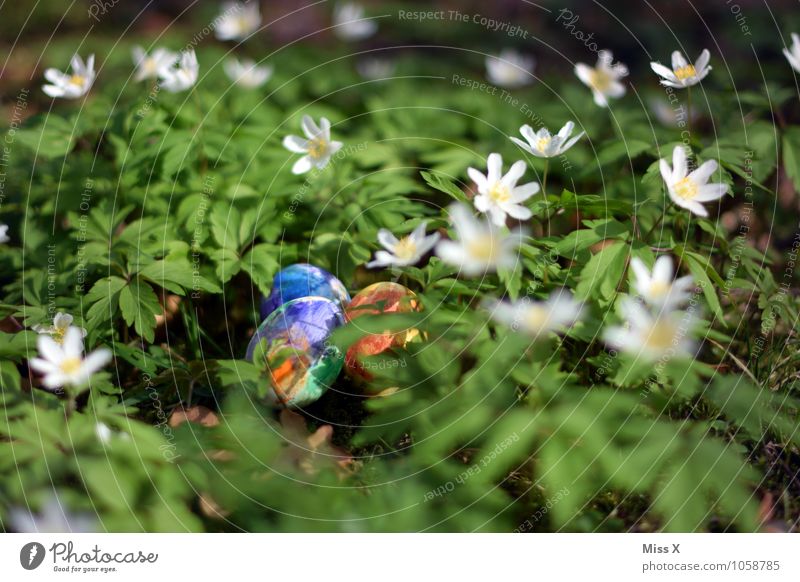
[344,282,419,380]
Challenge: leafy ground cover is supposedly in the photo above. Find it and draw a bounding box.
[0,1,799,533]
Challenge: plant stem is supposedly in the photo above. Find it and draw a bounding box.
[644,211,666,242]
[686,86,693,138]
[541,159,549,197]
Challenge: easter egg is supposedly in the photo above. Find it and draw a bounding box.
[260,263,350,320]
[247,296,345,407]
[344,282,420,380]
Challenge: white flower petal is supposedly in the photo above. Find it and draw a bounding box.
[377,228,399,250]
[694,49,710,73]
[291,156,313,175]
[62,328,84,359]
[82,349,112,377]
[487,153,503,184]
[511,181,539,202]
[301,115,320,138]
[488,206,508,227]
[501,160,527,188]
[688,159,718,184]
[694,184,728,202]
[672,145,688,180]
[366,251,395,269]
[467,167,488,191]
[629,257,651,286]
[650,61,677,82]
[574,63,593,86]
[435,239,468,268]
[671,51,689,70]
[283,135,308,153]
[509,137,534,155]
[652,256,674,283]
[504,204,532,221]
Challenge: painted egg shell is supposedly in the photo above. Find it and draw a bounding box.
[344,282,420,379]
[260,263,350,320]
[247,296,345,408]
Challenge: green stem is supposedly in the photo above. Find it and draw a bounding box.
[686,86,693,138]
[644,211,666,241]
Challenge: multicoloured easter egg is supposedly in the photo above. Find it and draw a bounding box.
[344,282,420,380]
[260,263,350,320]
[247,296,345,407]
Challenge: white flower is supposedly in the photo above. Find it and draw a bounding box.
[9,494,96,533]
[29,327,111,390]
[215,1,261,41]
[333,2,377,41]
[224,57,273,88]
[511,121,584,158]
[132,46,178,82]
[486,49,535,89]
[784,33,800,73]
[486,291,583,337]
[357,57,395,80]
[367,222,440,269]
[159,49,199,93]
[33,312,88,344]
[650,49,711,89]
[630,256,694,311]
[282,115,344,175]
[0,224,9,244]
[468,153,539,227]
[42,54,95,99]
[603,297,695,361]
[435,203,526,276]
[574,50,628,107]
[660,145,728,217]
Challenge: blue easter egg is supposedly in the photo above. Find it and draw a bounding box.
[247,296,345,408]
[260,263,350,320]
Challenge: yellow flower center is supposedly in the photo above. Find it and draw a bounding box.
[673,177,699,200]
[536,136,552,152]
[467,235,500,262]
[674,64,697,81]
[394,237,418,261]
[307,138,328,160]
[52,328,67,344]
[68,74,85,87]
[238,15,251,32]
[143,59,157,74]
[588,68,612,92]
[644,320,677,351]
[488,183,511,204]
[60,357,82,375]
[648,280,670,298]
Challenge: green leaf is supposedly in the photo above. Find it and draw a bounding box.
[138,260,221,295]
[679,249,725,324]
[241,244,279,296]
[782,127,800,194]
[0,360,22,392]
[118,279,162,343]
[706,375,800,447]
[16,115,76,159]
[85,276,128,325]
[420,171,468,203]
[575,241,628,303]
